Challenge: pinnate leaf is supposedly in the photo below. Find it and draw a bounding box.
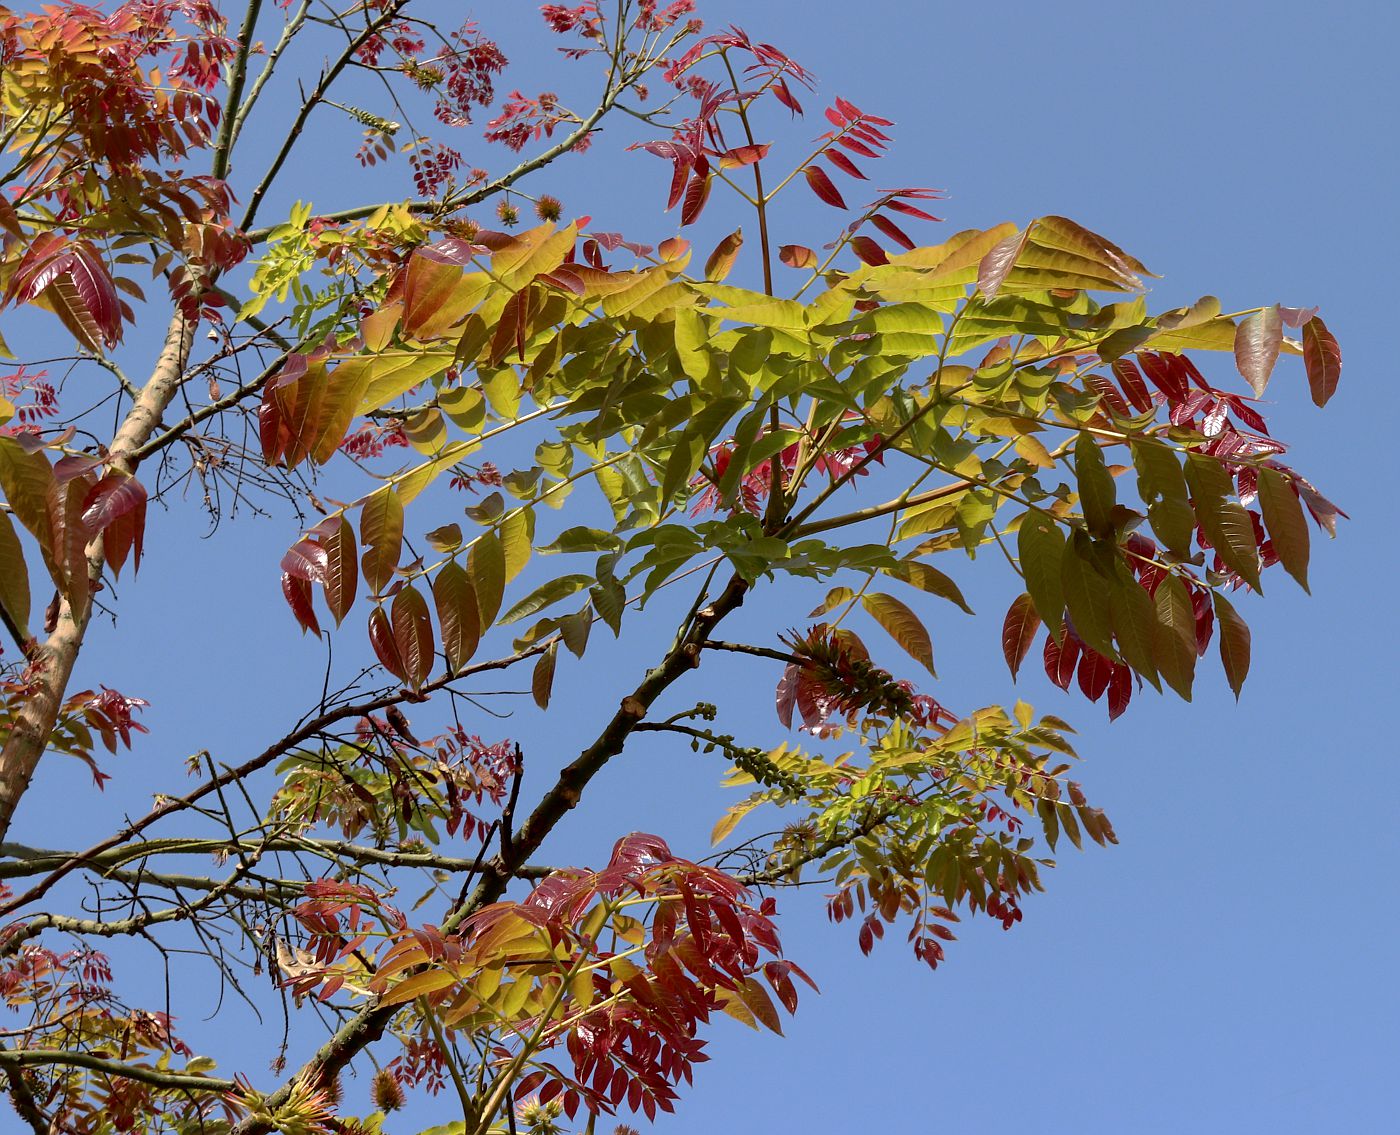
[803,165,847,209]
[1256,466,1309,592]
[391,585,434,690]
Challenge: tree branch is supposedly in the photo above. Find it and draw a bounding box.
[0,1048,235,1094]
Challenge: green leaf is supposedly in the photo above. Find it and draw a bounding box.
[0,510,31,636]
[1017,509,1065,642]
[1131,441,1194,558]
[1233,305,1282,397]
[1152,573,1196,701]
[432,561,480,673]
[1073,433,1117,539]
[1256,466,1309,592]
[500,574,592,625]
[469,531,505,628]
[809,586,854,617]
[532,641,558,709]
[1184,453,1261,591]
[861,591,936,674]
[537,527,621,555]
[500,510,533,583]
[881,558,973,614]
[1107,561,1161,690]
[1060,531,1116,659]
[1213,590,1251,699]
[359,487,404,595]
[1301,316,1341,407]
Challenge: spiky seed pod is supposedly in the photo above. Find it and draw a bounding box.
[371,1068,405,1112]
[534,194,563,222]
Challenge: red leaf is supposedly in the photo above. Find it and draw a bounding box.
[368,606,408,681]
[1301,316,1341,407]
[282,572,321,637]
[680,172,713,226]
[1076,648,1112,702]
[1138,352,1190,403]
[870,213,915,251]
[1001,593,1041,680]
[779,244,816,269]
[848,236,888,266]
[1044,631,1080,691]
[838,135,880,159]
[825,149,867,180]
[772,78,803,115]
[1110,358,1154,414]
[886,198,943,222]
[803,165,847,209]
[81,473,147,577]
[718,143,769,169]
[1106,662,1133,720]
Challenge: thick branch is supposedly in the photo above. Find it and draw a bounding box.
[0,1048,235,1094]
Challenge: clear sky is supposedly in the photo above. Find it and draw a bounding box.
[8,1,1396,1132]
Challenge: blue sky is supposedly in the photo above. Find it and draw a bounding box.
[7,0,1397,1131]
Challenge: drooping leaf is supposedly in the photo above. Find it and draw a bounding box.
[976,228,1029,299]
[1256,466,1309,592]
[0,511,31,636]
[1152,573,1196,701]
[368,605,408,682]
[1017,509,1065,642]
[1060,533,1117,659]
[1106,562,1161,690]
[1183,453,1261,591]
[1073,433,1117,539]
[1001,593,1041,680]
[803,165,847,209]
[1212,591,1251,699]
[1131,441,1194,559]
[282,572,322,637]
[1301,316,1341,407]
[532,641,558,709]
[470,531,505,628]
[861,592,935,674]
[81,472,147,578]
[391,585,434,690]
[779,244,817,269]
[1233,305,1282,396]
[321,516,358,625]
[360,488,404,595]
[432,561,480,672]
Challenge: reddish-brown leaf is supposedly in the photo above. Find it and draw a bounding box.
[81,473,147,577]
[1301,316,1341,407]
[1106,662,1133,720]
[391,584,434,689]
[779,244,816,269]
[1110,358,1154,414]
[368,605,407,681]
[870,213,915,250]
[704,228,744,281]
[432,560,480,672]
[282,572,321,637]
[803,165,847,209]
[1233,305,1283,397]
[849,236,888,266]
[1044,631,1080,691]
[1076,648,1112,703]
[680,172,713,226]
[321,516,358,625]
[1001,593,1041,680]
[718,143,769,169]
[825,149,866,180]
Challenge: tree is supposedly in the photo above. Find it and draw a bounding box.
[0,2,1346,1132]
